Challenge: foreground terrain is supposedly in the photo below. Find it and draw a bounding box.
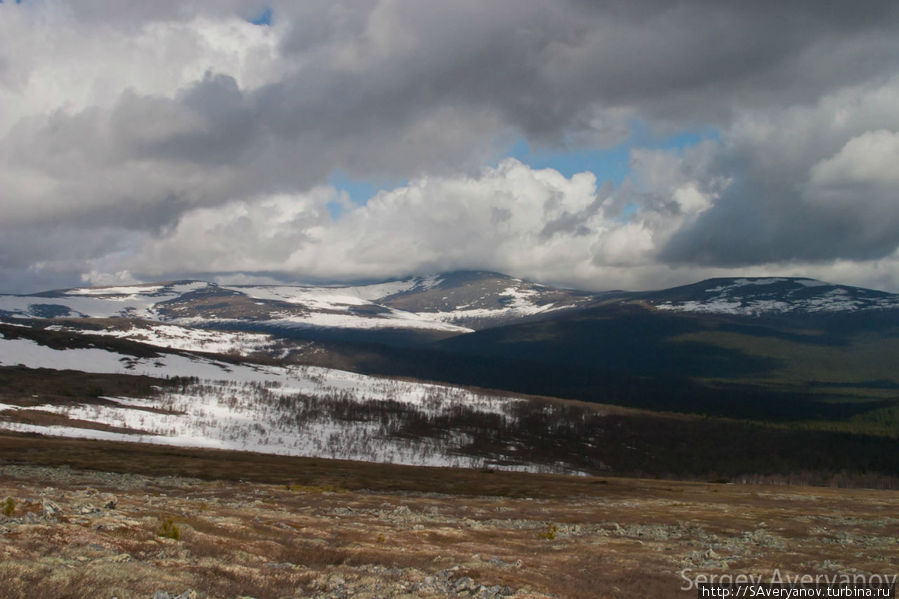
[0,436,897,599]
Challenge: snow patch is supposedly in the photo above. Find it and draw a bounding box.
[65,323,277,356]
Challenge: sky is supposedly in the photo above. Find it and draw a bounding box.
[2,1,899,293]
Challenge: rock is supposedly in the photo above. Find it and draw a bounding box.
[488,557,520,568]
[41,499,61,518]
[393,505,412,519]
[152,591,197,599]
[102,494,118,510]
[101,553,131,563]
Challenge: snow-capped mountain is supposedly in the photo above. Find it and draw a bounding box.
[3,274,899,352]
[0,271,594,335]
[646,277,899,316]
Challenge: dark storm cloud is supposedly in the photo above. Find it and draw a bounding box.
[14,0,899,207]
[263,0,899,148]
[660,85,899,266]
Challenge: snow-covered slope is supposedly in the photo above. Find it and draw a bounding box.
[0,281,208,320]
[46,322,282,357]
[649,277,899,316]
[0,328,578,473]
[0,272,592,335]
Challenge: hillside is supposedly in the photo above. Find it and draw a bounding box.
[2,322,899,484]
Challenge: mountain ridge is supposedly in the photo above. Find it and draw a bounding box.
[4,272,899,328]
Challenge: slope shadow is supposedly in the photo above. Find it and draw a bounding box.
[437,303,782,379]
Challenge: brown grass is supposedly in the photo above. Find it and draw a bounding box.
[1,434,898,598]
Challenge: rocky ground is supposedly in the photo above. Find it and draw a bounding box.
[1,460,897,599]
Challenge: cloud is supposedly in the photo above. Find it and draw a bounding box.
[123,159,749,291]
[2,1,899,292]
[660,76,899,266]
[131,161,604,281]
[809,129,899,188]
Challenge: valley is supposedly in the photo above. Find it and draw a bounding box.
[2,272,898,486]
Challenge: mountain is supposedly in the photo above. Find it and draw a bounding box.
[642,277,899,316]
[3,272,899,484]
[0,271,598,341]
[4,274,899,334]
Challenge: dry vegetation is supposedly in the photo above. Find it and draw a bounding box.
[0,434,897,598]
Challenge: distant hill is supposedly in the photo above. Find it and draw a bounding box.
[0,271,599,338]
[3,272,899,432]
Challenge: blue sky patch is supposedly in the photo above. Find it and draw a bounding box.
[507,124,719,185]
[328,170,403,210]
[326,200,344,220]
[248,7,272,26]
[325,127,719,210]
[507,139,631,184]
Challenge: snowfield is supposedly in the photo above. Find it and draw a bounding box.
[255,309,474,333]
[48,323,279,356]
[0,282,208,320]
[221,275,442,305]
[418,286,570,324]
[0,332,584,472]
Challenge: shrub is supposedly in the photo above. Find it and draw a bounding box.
[157,517,181,541]
[537,523,558,540]
[2,497,15,517]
